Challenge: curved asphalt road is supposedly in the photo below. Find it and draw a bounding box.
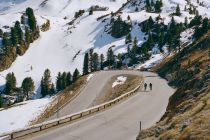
[49,70,144,120]
[19,71,175,140]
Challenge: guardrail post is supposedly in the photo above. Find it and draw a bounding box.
[11,133,13,139]
[140,121,142,131]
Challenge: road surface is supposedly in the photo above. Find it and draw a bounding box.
[49,70,144,120]
[20,71,175,140]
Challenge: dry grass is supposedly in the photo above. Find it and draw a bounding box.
[137,30,210,140]
[95,75,142,105]
[31,75,87,124]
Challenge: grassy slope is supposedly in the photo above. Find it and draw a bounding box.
[137,30,210,139]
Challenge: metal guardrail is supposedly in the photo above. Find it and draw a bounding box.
[0,80,144,140]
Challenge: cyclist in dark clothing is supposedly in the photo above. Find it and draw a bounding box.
[149,83,152,90]
[144,83,147,91]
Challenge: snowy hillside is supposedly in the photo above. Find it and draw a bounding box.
[0,0,209,95]
[0,0,210,135]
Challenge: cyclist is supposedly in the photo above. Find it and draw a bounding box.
[149,83,152,90]
[144,83,147,91]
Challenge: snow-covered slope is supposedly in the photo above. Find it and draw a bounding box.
[0,97,52,133]
[0,0,210,135]
[0,0,210,96]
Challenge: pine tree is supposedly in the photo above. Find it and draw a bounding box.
[107,48,115,68]
[135,7,139,12]
[127,46,130,55]
[155,0,162,13]
[14,21,23,44]
[73,69,80,82]
[49,83,55,95]
[41,69,52,97]
[169,17,176,33]
[26,7,37,31]
[189,5,193,14]
[93,52,99,71]
[146,0,151,12]
[127,15,131,21]
[25,27,31,44]
[21,77,35,100]
[83,53,89,75]
[117,54,123,69]
[61,72,67,89]
[89,48,94,72]
[202,18,209,34]
[56,72,62,92]
[100,54,105,70]
[131,37,138,55]
[5,72,16,94]
[10,27,18,46]
[148,16,155,28]
[89,9,93,15]
[175,4,181,16]
[158,32,164,48]
[0,29,3,38]
[66,72,72,86]
[2,33,11,48]
[184,17,188,28]
[125,33,132,44]
[184,5,187,11]
[111,16,131,38]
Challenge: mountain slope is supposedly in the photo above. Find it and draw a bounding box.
[137,29,210,140]
[0,0,209,96]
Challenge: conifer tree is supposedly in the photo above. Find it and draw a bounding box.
[41,69,52,97]
[25,27,31,44]
[131,37,138,55]
[21,77,35,100]
[26,7,37,31]
[125,33,132,44]
[107,48,115,68]
[0,29,3,38]
[117,54,123,69]
[66,72,72,86]
[175,4,181,16]
[49,83,55,95]
[202,18,209,34]
[184,17,188,28]
[100,54,105,70]
[158,32,164,48]
[5,72,16,94]
[14,21,23,44]
[89,48,94,72]
[56,72,62,92]
[83,53,89,75]
[2,33,11,48]
[73,69,80,82]
[10,27,18,46]
[61,72,67,89]
[93,52,99,71]
[111,16,131,38]
[155,0,162,13]
[127,15,131,21]
[146,0,151,12]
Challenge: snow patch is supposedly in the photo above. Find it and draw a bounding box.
[87,74,94,82]
[0,97,52,134]
[136,54,165,69]
[112,76,127,88]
